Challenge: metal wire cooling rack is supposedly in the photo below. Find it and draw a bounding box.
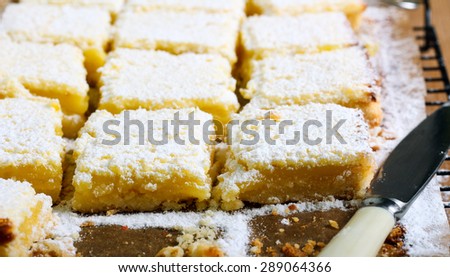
[413,0,450,210]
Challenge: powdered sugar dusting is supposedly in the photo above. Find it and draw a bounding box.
[0,98,64,169]
[50,198,353,257]
[241,12,358,57]
[113,9,241,63]
[248,0,365,16]
[126,0,245,15]
[229,104,372,170]
[1,3,111,50]
[99,49,238,117]
[21,0,124,15]
[0,40,88,98]
[0,178,56,256]
[40,6,449,257]
[243,47,380,105]
[360,7,449,256]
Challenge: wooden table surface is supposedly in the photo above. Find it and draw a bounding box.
[429,0,450,74]
[407,0,450,80]
[407,0,450,224]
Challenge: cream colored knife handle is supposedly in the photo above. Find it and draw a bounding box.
[318,206,396,257]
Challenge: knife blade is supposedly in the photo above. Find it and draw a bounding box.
[319,103,450,257]
[381,0,422,10]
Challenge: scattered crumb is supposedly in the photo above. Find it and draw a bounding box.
[278,228,285,233]
[31,237,76,257]
[387,225,405,243]
[165,233,172,238]
[156,246,184,257]
[250,239,264,255]
[317,242,326,248]
[282,243,307,257]
[328,220,340,230]
[292,217,300,223]
[265,247,278,257]
[188,242,224,257]
[80,221,95,227]
[275,239,281,245]
[301,240,316,255]
[379,225,407,257]
[175,226,224,257]
[270,111,281,122]
[195,201,209,211]
[381,130,397,140]
[294,243,300,249]
[106,209,118,216]
[155,225,224,257]
[280,218,290,225]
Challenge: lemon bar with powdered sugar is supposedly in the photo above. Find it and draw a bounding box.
[242,47,382,127]
[213,103,376,210]
[1,3,111,84]
[72,108,215,213]
[247,0,366,28]
[113,9,241,64]
[241,12,358,60]
[99,49,239,123]
[0,98,64,201]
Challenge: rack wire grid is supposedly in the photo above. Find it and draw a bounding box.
[413,0,450,213]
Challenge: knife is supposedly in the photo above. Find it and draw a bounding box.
[381,0,422,10]
[319,103,450,257]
